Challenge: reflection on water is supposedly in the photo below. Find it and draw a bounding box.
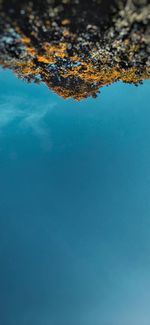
[0,0,150,100]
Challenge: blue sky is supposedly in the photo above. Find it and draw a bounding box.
[0,68,150,325]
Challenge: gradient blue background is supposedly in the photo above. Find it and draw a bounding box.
[0,68,150,325]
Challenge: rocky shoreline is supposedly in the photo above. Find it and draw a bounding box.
[0,0,149,100]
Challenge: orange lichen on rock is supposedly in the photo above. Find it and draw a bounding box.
[21,37,31,44]
[61,19,71,26]
[37,55,56,64]
[0,0,149,100]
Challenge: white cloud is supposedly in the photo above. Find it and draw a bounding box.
[0,95,56,151]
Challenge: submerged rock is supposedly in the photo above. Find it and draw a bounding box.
[0,0,149,100]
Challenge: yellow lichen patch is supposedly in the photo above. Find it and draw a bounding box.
[121,67,144,83]
[43,42,68,58]
[70,55,81,62]
[26,47,36,56]
[63,30,71,37]
[48,85,90,101]
[15,60,41,75]
[21,37,31,44]
[61,19,71,26]
[59,57,150,92]
[37,55,56,64]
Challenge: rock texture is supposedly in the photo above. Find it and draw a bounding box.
[0,0,150,100]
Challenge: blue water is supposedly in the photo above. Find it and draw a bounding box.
[0,69,150,325]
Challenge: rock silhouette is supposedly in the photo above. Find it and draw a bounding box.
[0,0,149,100]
